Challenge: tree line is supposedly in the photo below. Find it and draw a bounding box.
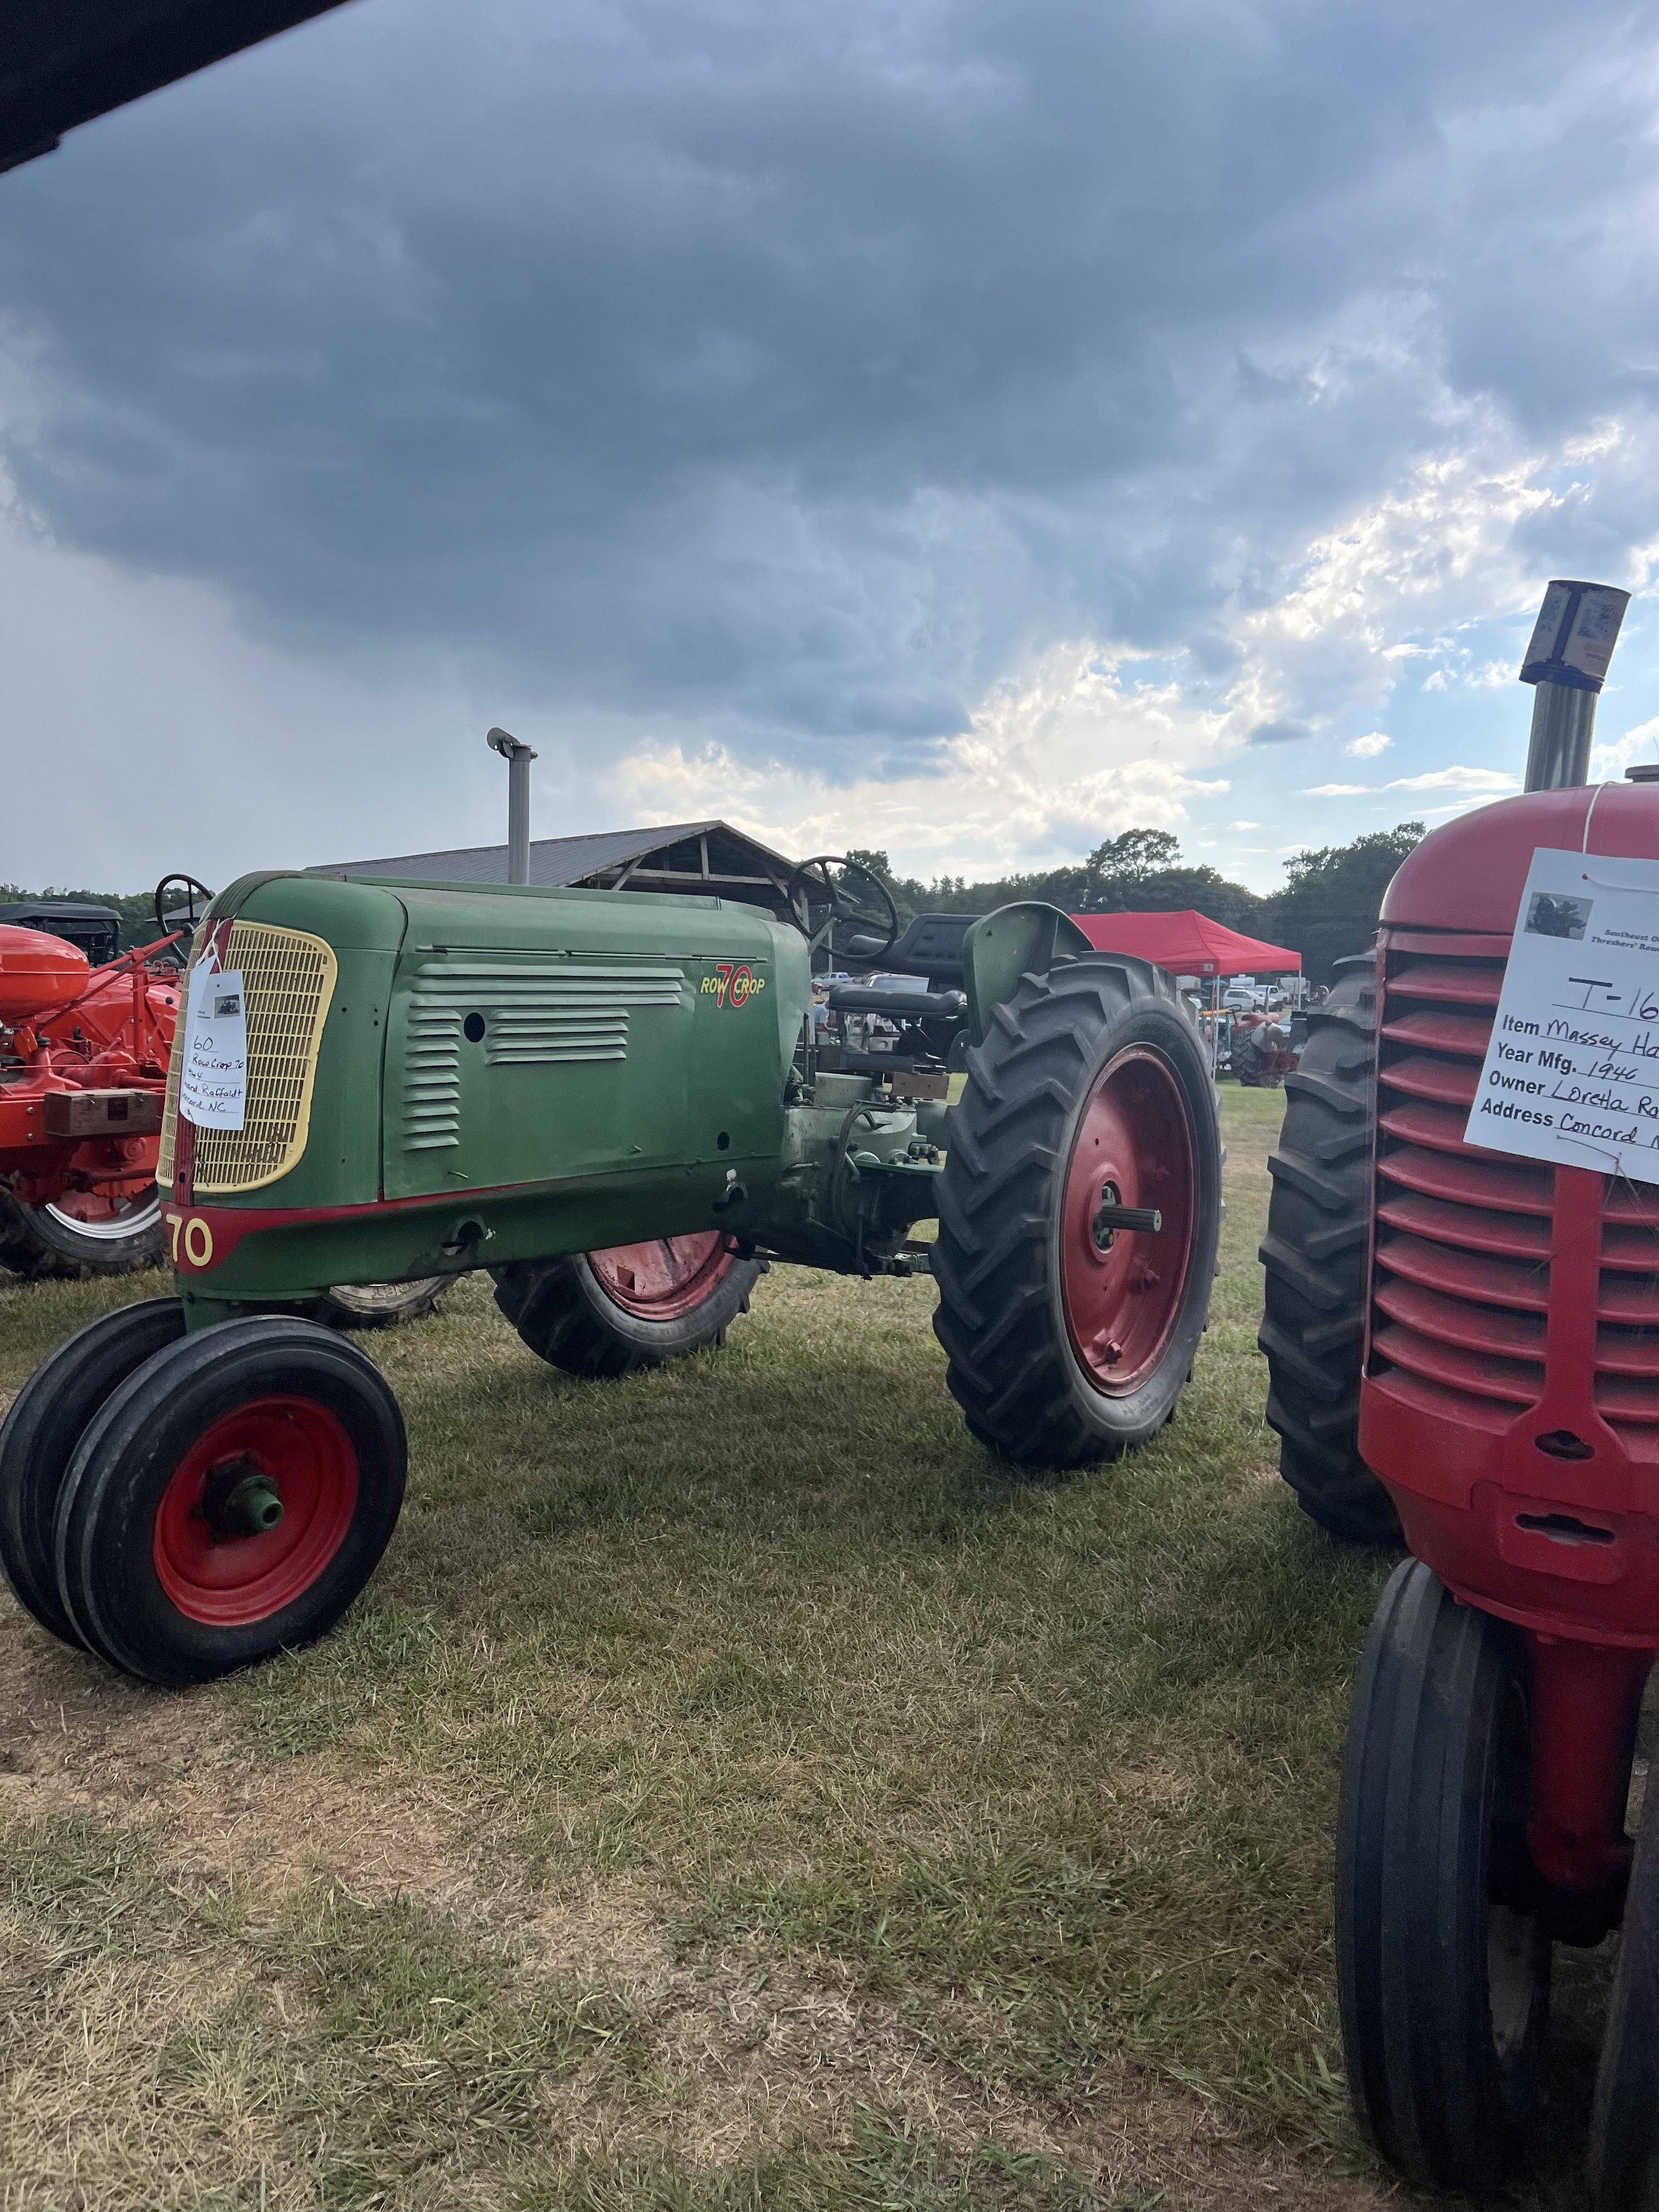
[2,817,1425,986]
[844,821,1427,984]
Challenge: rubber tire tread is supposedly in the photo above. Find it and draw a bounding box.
[1258,953,1398,1544]
[1588,1702,1659,2212]
[493,1248,768,1379]
[0,1182,164,1279]
[0,1295,185,1647]
[1337,1559,1550,2191]
[53,1316,407,1686]
[932,953,1223,1468]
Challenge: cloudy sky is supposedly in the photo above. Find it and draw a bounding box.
[4,0,1659,895]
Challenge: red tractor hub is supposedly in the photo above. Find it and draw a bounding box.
[1060,1047,1195,1393]
[587,1232,741,1322]
[152,1395,360,1627]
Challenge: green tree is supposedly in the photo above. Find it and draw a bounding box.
[845,822,1427,983]
[0,884,177,950]
[1264,822,1425,983]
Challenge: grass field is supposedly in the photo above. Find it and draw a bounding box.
[0,1087,1628,2209]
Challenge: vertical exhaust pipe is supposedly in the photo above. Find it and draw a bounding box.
[1520,580,1631,791]
[486,726,539,884]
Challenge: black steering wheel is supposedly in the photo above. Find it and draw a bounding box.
[783,855,900,971]
[154,874,216,937]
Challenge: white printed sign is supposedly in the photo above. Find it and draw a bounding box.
[177,964,248,1131]
[1468,849,1659,1184]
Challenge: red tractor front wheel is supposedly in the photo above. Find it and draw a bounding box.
[493,1234,766,1378]
[51,1317,406,1685]
[1588,1742,1659,2210]
[1338,1560,1550,2190]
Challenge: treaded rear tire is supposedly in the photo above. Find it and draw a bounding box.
[933,955,1222,1467]
[0,1182,164,1279]
[1257,953,1399,1545]
[494,1243,766,1379]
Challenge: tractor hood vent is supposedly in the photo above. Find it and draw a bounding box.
[399,962,685,1151]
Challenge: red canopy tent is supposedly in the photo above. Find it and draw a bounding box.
[1068,909,1301,979]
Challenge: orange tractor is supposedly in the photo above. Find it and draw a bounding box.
[0,881,199,1278]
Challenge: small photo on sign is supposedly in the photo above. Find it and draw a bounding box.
[213,990,242,1018]
[1524,890,1592,941]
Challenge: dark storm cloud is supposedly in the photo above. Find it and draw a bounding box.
[1,0,1655,760]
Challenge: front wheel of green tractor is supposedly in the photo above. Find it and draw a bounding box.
[493,1234,766,1379]
[933,955,1223,1466]
[53,1316,407,1685]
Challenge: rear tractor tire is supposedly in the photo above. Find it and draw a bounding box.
[0,1180,164,1279]
[307,1277,451,1329]
[1257,953,1400,1545]
[933,954,1223,1466]
[52,1316,407,1685]
[493,1233,766,1379]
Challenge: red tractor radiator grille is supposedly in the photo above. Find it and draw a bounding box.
[1370,936,1659,1447]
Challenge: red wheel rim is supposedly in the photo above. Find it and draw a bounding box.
[1059,1046,1196,1396]
[152,1395,359,1626]
[587,1233,740,1321]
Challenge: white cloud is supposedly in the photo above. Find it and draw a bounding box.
[610,640,1238,882]
[1386,766,1519,793]
[1345,732,1391,759]
[1305,765,1519,801]
[1590,713,1659,781]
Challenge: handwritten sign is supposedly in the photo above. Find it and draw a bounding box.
[177,964,247,1131]
[1467,849,1659,1185]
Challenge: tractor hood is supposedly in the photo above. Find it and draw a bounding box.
[158,870,812,1297]
[1381,782,1659,935]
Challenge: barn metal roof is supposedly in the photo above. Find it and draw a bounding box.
[1,0,356,175]
[306,820,802,911]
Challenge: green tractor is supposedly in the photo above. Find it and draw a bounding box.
[0,859,1222,1684]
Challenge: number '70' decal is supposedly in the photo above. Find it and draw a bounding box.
[701,964,766,1008]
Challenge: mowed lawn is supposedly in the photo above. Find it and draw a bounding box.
[0,1088,1622,2209]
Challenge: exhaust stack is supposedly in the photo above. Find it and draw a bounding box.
[486,726,539,884]
[1519,579,1630,791]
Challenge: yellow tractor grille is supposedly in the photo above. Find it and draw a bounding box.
[157,920,337,1195]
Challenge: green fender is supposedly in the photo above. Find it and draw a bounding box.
[960,902,1094,1044]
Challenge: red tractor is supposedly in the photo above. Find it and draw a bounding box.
[0,887,191,1277]
[1260,581,1658,2204]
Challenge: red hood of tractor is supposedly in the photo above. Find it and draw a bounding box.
[1381,782,1659,934]
[0,924,91,1025]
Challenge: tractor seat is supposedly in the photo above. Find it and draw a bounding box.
[876,912,984,987]
[827,983,967,1019]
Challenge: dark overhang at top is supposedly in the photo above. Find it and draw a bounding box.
[0,0,358,176]
[306,819,802,917]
